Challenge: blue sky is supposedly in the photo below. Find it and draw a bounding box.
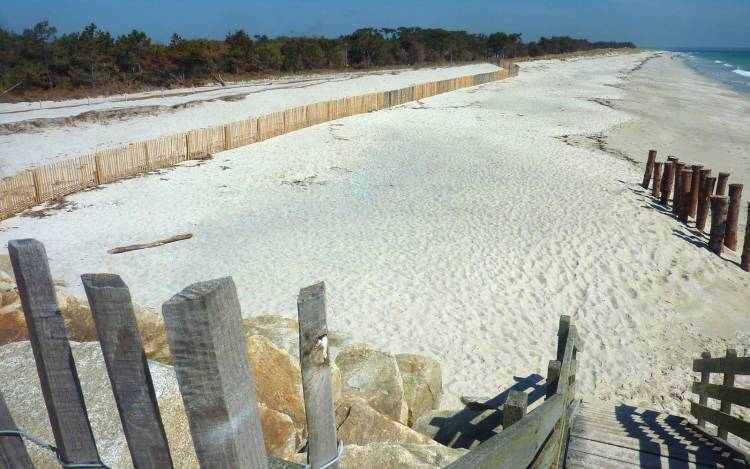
[1,0,748,47]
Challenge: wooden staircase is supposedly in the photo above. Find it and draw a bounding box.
[565,401,748,468]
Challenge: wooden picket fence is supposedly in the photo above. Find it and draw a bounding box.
[0,62,519,221]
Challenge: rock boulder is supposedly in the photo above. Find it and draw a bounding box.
[396,353,442,426]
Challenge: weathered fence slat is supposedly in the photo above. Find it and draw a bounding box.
[696,351,711,427]
[162,277,267,469]
[7,239,101,466]
[0,390,33,469]
[82,273,174,469]
[693,354,750,375]
[692,382,750,409]
[297,282,338,469]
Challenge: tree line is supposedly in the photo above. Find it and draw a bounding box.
[0,22,635,99]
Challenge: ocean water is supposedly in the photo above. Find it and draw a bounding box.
[676,49,750,95]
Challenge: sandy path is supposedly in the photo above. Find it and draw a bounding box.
[1,52,748,418]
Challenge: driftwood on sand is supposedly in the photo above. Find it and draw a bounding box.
[108,233,193,254]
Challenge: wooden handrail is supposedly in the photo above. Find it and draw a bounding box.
[447,316,581,468]
[693,356,750,375]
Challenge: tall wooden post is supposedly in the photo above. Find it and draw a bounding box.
[642,150,657,188]
[82,274,174,469]
[545,360,561,399]
[741,202,750,272]
[716,172,730,195]
[718,349,737,440]
[297,283,339,469]
[709,196,729,254]
[660,160,676,206]
[689,165,703,219]
[724,184,743,251]
[556,315,571,362]
[162,278,268,469]
[679,170,693,223]
[673,163,686,214]
[696,176,717,232]
[7,239,102,466]
[651,162,663,198]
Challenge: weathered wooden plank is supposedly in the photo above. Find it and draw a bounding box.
[162,277,267,469]
[446,393,564,469]
[692,382,750,409]
[0,389,33,468]
[697,351,711,427]
[690,402,750,442]
[568,437,720,469]
[565,448,640,468]
[82,273,174,469]
[693,355,750,375]
[687,421,750,466]
[7,239,101,465]
[571,425,744,466]
[297,282,338,469]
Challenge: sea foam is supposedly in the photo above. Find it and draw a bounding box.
[733,68,750,78]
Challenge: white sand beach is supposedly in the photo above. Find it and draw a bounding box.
[1,51,748,420]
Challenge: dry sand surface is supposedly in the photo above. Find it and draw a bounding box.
[1,52,749,423]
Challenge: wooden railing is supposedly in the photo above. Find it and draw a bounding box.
[447,315,582,468]
[0,238,345,468]
[691,349,750,448]
[0,62,520,221]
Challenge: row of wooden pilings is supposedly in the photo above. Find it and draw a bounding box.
[642,150,750,271]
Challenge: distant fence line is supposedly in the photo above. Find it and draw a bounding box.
[0,62,519,220]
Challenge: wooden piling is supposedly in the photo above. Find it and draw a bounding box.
[679,170,693,223]
[162,277,268,469]
[673,163,686,214]
[716,172,730,195]
[724,184,743,251]
[651,162,663,199]
[689,165,704,219]
[642,150,657,188]
[0,390,33,468]
[709,196,729,255]
[696,176,717,232]
[297,282,339,469]
[503,390,528,428]
[659,160,676,206]
[741,202,750,272]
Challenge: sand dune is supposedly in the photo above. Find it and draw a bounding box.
[1,52,748,422]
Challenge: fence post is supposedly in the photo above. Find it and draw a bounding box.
[696,351,711,428]
[545,360,561,399]
[143,142,150,171]
[696,176,717,232]
[7,239,102,466]
[31,168,44,204]
[503,390,527,428]
[0,390,33,468]
[556,315,570,362]
[718,349,737,440]
[224,125,232,150]
[642,150,657,188]
[689,165,703,219]
[82,273,174,469]
[651,162,662,198]
[716,172,730,195]
[709,196,729,254]
[724,184,743,251]
[297,282,339,469]
[742,203,750,272]
[162,277,268,469]
[185,133,191,160]
[94,151,103,185]
[673,163,686,214]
